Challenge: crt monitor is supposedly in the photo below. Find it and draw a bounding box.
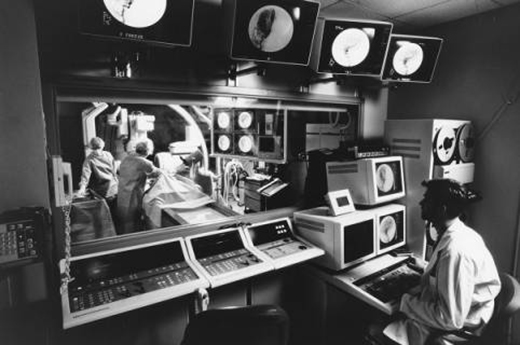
[382,34,443,83]
[311,18,393,77]
[294,207,376,271]
[78,0,195,47]
[225,0,321,66]
[326,156,405,206]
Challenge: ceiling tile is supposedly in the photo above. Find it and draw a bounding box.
[394,0,499,27]
[342,0,450,18]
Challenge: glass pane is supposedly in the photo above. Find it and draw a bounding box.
[57,97,359,244]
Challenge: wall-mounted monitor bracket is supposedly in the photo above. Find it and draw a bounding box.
[227,62,267,83]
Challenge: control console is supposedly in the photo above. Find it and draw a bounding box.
[60,238,208,329]
[243,217,324,269]
[185,227,273,287]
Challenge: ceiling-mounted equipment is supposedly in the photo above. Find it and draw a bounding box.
[223,0,320,66]
[382,34,443,83]
[78,0,195,47]
[310,18,393,77]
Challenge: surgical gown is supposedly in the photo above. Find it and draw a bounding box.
[117,153,155,234]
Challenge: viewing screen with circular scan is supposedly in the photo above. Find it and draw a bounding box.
[331,28,371,67]
[103,0,167,28]
[392,41,424,76]
[248,5,294,53]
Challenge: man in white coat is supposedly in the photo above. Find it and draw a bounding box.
[375,179,501,345]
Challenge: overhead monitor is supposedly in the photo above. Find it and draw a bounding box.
[78,0,195,47]
[225,0,321,66]
[382,34,443,83]
[311,18,393,76]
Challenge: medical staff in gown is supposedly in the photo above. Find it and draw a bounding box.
[117,140,162,234]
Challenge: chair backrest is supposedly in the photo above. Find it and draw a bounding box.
[181,304,289,345]
[493,272,520,319]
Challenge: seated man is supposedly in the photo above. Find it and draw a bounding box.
[372,179,501,345]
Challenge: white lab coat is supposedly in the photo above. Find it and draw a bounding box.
[384,218,501,345]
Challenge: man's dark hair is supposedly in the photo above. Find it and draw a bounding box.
[421,179,470,219]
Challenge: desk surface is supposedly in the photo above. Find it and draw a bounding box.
[305,254,420,315]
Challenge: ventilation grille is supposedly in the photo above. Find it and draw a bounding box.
[295,218,325,233]
[327,163,358,175]
[391,138,422,159]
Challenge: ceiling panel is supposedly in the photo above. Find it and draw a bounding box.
[394,0,499,27]
[341,0,449,18]
[317,0,520,29]
[319,2,392,21]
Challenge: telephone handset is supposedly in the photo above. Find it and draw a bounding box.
[0,207,47,268]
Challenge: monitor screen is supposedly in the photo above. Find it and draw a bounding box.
[191,230,244,259]
[382,35,443,83]
[375,160,403,197]
[230,0,320,65]
[343,219,374,265]
[78,0,195,47]
[378,210,405,252]
[315,19,393,76]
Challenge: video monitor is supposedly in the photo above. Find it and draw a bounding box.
[312,18,393,76]
[382,34,443,83]
[78,0,195,46]
[227,0,320,65]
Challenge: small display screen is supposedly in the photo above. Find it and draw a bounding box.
[78,0,195,46]
[375,160,403,197]
[259,137,275,152]
[343,219,374,264]
[336,196,350,207]
[231,0,320,65]
[191,230,244,259]
[70,241,185,286]
[247,219,292,245]
[379,211,404,250]
[382,35,443,83]
[318,19,393,76]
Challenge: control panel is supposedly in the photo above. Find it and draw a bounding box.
[354,257,421,303]
[61,238,209,329]
[326,254,421,315]
[244,218,324,269]
[185,227,273,287]
[0,208,46,267]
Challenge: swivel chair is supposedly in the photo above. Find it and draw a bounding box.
[427,272,520,345]
[181,304,290,345]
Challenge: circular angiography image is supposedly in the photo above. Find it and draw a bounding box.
[376,164,395,193]
[103,0,167,28]
[379,216,397,244]
[248,5,294,52]
[392,41,424,76]
[218,135,231,151]
[331,28,371,67]
[238,136,253,153]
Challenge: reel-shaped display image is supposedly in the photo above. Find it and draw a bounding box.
[214,134,233,154]
[433,126,457,165]
[455,123,475,163]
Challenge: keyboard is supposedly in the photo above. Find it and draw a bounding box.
[354,259,421,303]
